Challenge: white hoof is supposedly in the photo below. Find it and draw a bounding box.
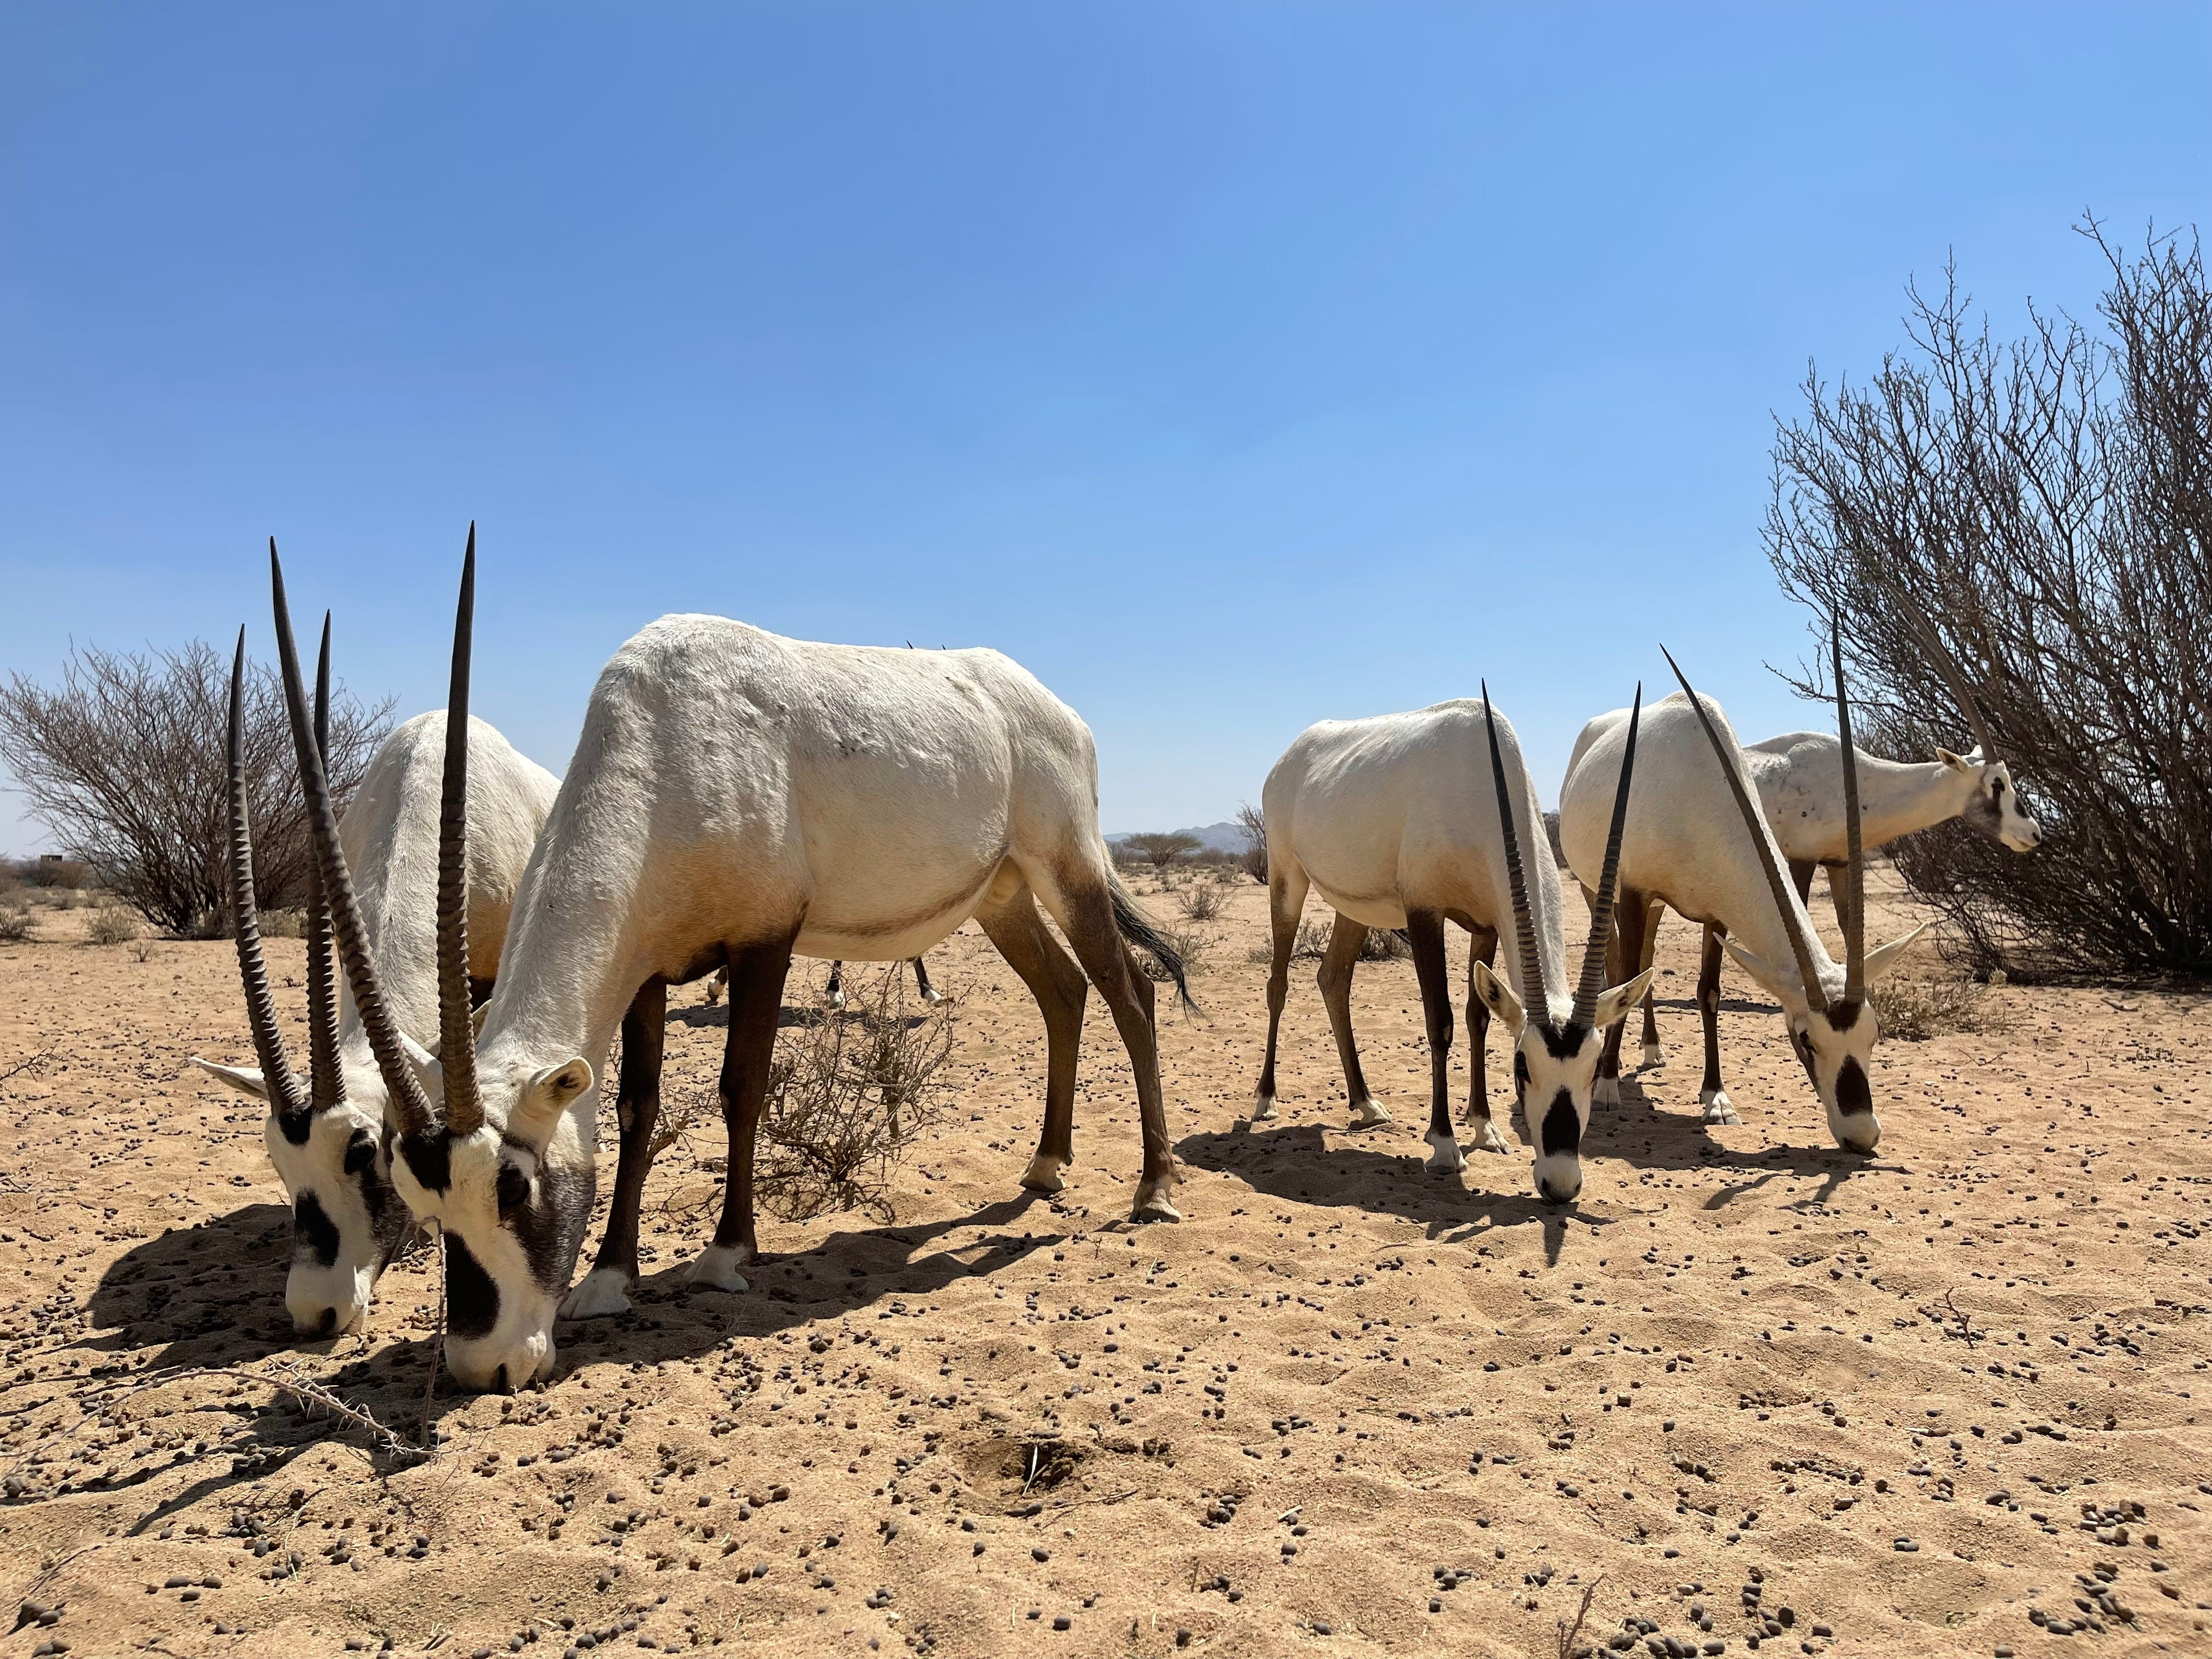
[1251,1091,1278,1122]
[825,987,845,1010]
[1131,1181,1182,1223]
[1423,1131,1465,1175]
[1020,1153,1068,1194]
[1699,1088,1742,1127]
[1640,1042,1666,1070]
[1593,1076,1621,1108]
[686,1243,753,1293]
[1468,1118,1510,1154]
[558,1268,633,1321]
[919,987,949,1006]
[1348,1098,1392,1128]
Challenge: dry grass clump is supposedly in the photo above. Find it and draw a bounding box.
[0,904,30,944]
[256,906,307,939]
[1176,882,1228,923]
[1136,920,1215,982]
[752,965,958,1223]
[82,905,141,946]
[1246,914,1411,964]
[1870,973,2012,1041]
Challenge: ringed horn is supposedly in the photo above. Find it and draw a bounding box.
[1478,679,1642,1031]
[214,623,349,1119]
[269,529,482,1141]
[1894,584,2000,762]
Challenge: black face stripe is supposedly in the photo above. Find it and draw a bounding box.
[292,1191,340,1268]
[444,1231,500,1340]
[1539,1088,1581,1156]
[514,1161,596,1299]
[1536,1021,1593,1061]
[1835,1056,1873,1118]
[276,1108,313,1147]
[400,1131,453,1193]
[1824,1000,1864,1033]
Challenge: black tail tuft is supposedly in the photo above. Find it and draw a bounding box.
[1107,865,1197,1012]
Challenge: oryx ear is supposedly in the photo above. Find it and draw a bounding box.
[190,1058,269,1101]
[511,1059,594,1144]
[1470,961,1526,1035]
[1589,967,1658,1032]
[1935,747,1973,773]
[1722,939,1791,1001]
[1862,920,1933,985]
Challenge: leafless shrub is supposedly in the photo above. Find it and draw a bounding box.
[83,906,140,946]
[1234,802,1268,884]
[0,905,31,944]
[1869,973,2012,1041]
[1769,218,2212,980]
[1278,913,1407,962]
[0,639,393,936]
[751,966,957,1224]
[1133,919,1214,983]
[1121,832,1202,874]
[1176,882,1227,922]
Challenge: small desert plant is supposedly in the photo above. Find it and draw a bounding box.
[1278,913,1408,962]
[1234,802,1268,884]
[83,905,141,946]
[751,964,958,1223]
[1135,919,1214,982]
[1869,974,2011,1041]
[0,905,31,944]
[257,907,307,940]
[1176,882,1228,922]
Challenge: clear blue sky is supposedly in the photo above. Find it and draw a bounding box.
[4,4,2207,853]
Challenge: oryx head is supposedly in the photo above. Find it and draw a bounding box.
[270,533,594,1392]
[1664,627,1927,1153]
[1468,683,1656,1205]
[191,622,414,1338]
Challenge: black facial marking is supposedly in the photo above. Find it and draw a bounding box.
[276,1108,313,1148]
[443,1231,500,1340]
[343,1130,376,1174]
[1835,1056,1874,1118]
[1540,1088,1581,1156]
[366,1122,411,1266]
[1511,1051,1529,1099]
[1537,1021,1592,1062]
[512,1160,596,1299]
[292,1191,340,1269]
[400,1131,453,1193]
[496,1161,531,1215]
[1824,1000,1864,1033]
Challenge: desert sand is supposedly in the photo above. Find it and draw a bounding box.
[0,870,2207,1658]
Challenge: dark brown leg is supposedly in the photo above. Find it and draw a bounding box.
[825,961,845,1008]
[1317,911,1386,1126]
[1404,911,1463,1172]
[1788,859,1816,904]
[912,956,945,1004]
[1637,904,1664,1064]
[1595,889,1648,1105]
[974,886,1089,1194]
[1252,860,1310,1120]
[1696,922,1740,1124]
[560,979,667,1318]
[1461,926,1506,1149]
[697,936,797,1284]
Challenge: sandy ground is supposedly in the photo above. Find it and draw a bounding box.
[0,871,2208,1659]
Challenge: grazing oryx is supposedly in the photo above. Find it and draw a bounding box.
[191,625,557,1338]
[1612,610,2036,1088]
[273,537,1189,1391]
[1559,633,1926,1149]
[704,956,945,1009]
[1252,689,1654,1203]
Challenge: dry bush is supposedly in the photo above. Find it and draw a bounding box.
[752,965,957,1224]
[1870,974,2012,1041]
[1135,919,1214,981]
[1176,882,1228,922]
[1769,219,2212,980]
[0,905,31,944]
[0,639,393,935]
[1269,914,1408,962]
[257,907,307,940]
[1121,832,1202,874]
[82,906,141,946]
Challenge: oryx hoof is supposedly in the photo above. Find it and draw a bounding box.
[1020,1154,1068,1194]
[558,1268,634,1321]
[1593,1076,1622,1108]
[686,1243,753,1293]
[1251,1091,1278,1122]
[1468,1118,1510,1154]
[1423,1131,1465,1175]
[919,987,949,1006]
[1131,1180,1182,1223]
[1348,1098,1392,1128]
[1640,1042,1666,1070]
[825,988,846,1011]
[1699,1088,1742,1127]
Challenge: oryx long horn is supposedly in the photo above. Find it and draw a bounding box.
[1832,619,1866,1004]
[1480,682,1548,1013]
[304,614,345,1109]
[435,526,482,1136]
[270,540,437,1139]
[222,627,307,1118]
[1660,646,1829,1013]
[1572,682,1640,1029]
[1895,585,1998,761]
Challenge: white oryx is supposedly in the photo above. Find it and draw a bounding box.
[192,619,557,1338]
[1252,688,1654,1203]
[1559,633,1926,1150]
[1612,609,2037,1102]
[272,537,1189,1391]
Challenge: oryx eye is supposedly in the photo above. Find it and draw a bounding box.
[342,1131,377,1175]
[496,1162,531,1215]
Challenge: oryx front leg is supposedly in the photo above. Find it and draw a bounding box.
[562,979,667,1321]
[1696,924,1740,1125]
[1406,911,1463,1173]
[698,937,797,1292]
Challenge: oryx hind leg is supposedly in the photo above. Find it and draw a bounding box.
[1318,911,1387,1127]
[1460,924,1508,1151]
[696,934,798,1291]
[975,884,1088,1196]
[1696,922,1739,1125]
[1406,911,1462,1173]
[1252,860,1310,1122]
[561,978,668,1321]
[1637,902,1666,1069]
[1594,888,1649,1107]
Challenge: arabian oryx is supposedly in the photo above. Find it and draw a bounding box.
[191,622,557,1338]
[1559,631,1927,1150]
[1617,610,2038,1080]
[271,535,1189,1391]
[1252,689,1654,1203]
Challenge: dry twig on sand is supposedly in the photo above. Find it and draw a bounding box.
[1556,1575,1603,1659]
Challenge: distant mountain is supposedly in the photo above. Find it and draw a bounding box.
[1105,820,1249,854]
